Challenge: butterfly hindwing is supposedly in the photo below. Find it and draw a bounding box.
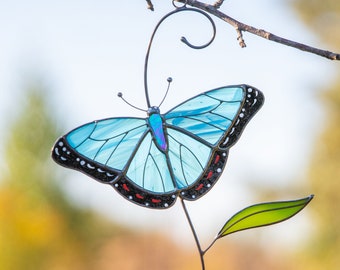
[179,150,229,200]
[166,127,212,188]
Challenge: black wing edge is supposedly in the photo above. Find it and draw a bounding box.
[112,177,177,209]
[219,84,264,149]
[180,150,229,201]
[52,136,178,209]
[52,136,120,183]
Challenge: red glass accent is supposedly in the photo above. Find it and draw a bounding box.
[195,183,204,191]
[136,194,144,199]
[214,154,220,164]
[122,183,130,192]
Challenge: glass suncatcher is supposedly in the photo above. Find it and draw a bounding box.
[51,3,313,269]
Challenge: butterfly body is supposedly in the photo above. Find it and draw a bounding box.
[52,84,264,209]
[147,108,168,152]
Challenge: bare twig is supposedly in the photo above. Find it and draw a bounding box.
[236,28,246,48]
[173,0,340,60]
[146,0,154,11]
[213,0,225,9]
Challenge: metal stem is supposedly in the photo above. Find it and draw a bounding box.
[180,198,205,270]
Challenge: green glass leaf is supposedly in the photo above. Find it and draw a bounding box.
[217,195,314,238]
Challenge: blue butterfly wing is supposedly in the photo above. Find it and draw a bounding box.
[52,117,147,181]
[164,84,264,200]
[166,128,211,188]
[125,132,174,192]
[52,117,178,208]
[118,132,178,208]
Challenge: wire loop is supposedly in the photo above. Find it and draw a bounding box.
[172,0,187,9]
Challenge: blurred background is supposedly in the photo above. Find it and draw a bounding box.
[0,0,339,269]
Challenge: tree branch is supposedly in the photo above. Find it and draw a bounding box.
[167,0,340,61]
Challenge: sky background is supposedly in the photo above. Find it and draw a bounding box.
[0,0,336,249]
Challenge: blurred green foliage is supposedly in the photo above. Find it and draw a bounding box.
[0,82,123,270]
[293,1,340,269]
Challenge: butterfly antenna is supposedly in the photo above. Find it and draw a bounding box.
[117,92,147,112]
[158,77,173,108]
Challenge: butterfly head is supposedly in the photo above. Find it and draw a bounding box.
[147,106,160,115]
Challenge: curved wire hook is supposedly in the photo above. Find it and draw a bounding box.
[172,0,187,8]
[144,6,216,108]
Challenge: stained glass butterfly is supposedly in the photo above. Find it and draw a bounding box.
[52,84,264,209]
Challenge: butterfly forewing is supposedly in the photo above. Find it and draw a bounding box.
[52,118,148,181]
[165,86,244,146]
[69,118,147,170]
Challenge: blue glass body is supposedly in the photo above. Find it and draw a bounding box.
[148,107,167,152]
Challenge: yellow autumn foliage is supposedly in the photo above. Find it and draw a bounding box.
[293,1,340,269]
